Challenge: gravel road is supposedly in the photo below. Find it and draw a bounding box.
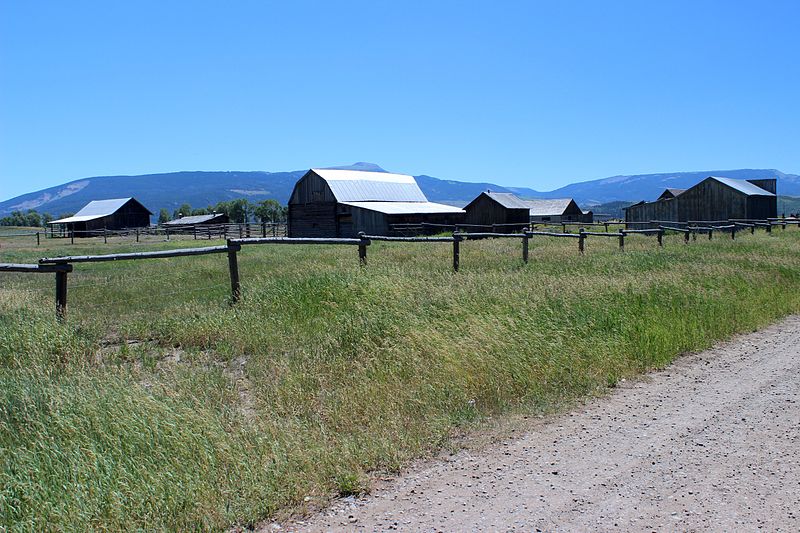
[283,316,800,532]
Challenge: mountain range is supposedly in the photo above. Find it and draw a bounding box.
[1,163,798,218]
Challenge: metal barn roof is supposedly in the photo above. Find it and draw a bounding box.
[163,213,225,225]
[525,198,576,216]
[341,201,465,215]
[311,168,428,202]
[49,198,149,224]
[710,177,775,196]
[483,192,531,209]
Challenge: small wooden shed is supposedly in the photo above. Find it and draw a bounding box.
[463,191,531,228]
[288,169,465,237]
[527,198,586,223]
[48,198,152,235]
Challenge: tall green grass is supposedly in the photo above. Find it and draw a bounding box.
[1,230,799,530]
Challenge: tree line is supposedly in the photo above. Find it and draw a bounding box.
[0,209,56,227]
[158,199,287,225]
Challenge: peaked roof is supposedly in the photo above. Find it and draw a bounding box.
[526,198,578,216]
[709,177,775,196]
[49,198,151,224]
[163,213,227,225]
[309,168,428,202]
[658,188,687,200]
[481,191,531,209]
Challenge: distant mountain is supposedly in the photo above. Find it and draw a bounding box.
[1,165,797,219]
[538,169,800,205]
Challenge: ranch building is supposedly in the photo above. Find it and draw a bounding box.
[48,198,152,236]
[462,191,531,228]
[288,168,465,237]
[625,176,777,226]
[163,212,230,227]
[527,198,590,223]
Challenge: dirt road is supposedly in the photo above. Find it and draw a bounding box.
[285,316,800,532]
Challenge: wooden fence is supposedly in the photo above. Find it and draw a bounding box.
[2,217,796,320]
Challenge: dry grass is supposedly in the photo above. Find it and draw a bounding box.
[1,229,799,530]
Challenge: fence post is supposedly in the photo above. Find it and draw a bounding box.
[783,220,787,231]
[55,267,70,321]
[708,228,713,240]
[750,225,755,235]
[684,230,690,244]
[453,233,462,272]
[165,227,170,241]
[562,222,566,233]
[618,230,625,251]
[578,228,585,255]
[193,225,197,240]
[36,232,40,246]
[657,229,663,247]
[261,222,266,238]
[358,232,369,266]
[227,242,241,303]
[730,227,735,240]
[767,223,772,234]
[70,229,74,245]
[522,230,530,263]
[604,222,609,233]
[136,229,140,242]
[103,227,108,244]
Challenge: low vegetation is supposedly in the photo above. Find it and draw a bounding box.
[1,230,800,530]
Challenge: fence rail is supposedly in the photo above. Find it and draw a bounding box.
[3,216,796,321]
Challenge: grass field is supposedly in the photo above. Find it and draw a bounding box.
[2,228,800,530]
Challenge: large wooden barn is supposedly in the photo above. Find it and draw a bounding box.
[463,192,531,227]
[288,169,465,237]
[48,198,152,235]
[625,176,777,225]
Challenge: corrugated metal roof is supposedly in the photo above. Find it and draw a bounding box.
[311,168,428,202]
[49,198,143,224]
[710,177,775,196]
[163,214,224,225]
[341,201,465,215]
[525,198,575,216]
[484,192,531,209]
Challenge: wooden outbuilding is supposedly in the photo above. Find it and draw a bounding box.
[163,213,229,226]
[463,191,531,228]
[625,176,777,225]
[288,169,465,237]
[48,198,152,235]
[527,198,587,223]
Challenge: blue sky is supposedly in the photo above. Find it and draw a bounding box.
[1,0,798,201]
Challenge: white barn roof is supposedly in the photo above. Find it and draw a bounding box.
[710,177,775,196]
[49,198,148,224]
[311,169,428,203]
[483,192,531,209]
[163,213,225,225]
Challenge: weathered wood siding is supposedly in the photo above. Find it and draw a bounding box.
[626,178,777,224]
[463,195,529,226]
[288,172,339,237]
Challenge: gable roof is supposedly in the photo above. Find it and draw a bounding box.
[310,168,428,203]
[526,198,578,216]
[709,177,775,196]
[483,191,531,209]
[163,213,227,225]
[49,198,151,224]
[658,188,687,200]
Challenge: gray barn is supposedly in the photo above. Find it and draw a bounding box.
[625,176,777,226]
[48,198,152,235]
[288,169,465,237]
[527,198,589,223]
[463,192,531,228]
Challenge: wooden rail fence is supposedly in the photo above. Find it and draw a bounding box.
[2,217,795,320]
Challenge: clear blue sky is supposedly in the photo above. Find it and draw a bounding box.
[1,0,798,201]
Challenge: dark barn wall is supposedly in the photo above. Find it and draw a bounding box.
[87,201,151,231]
[625,179,777,225]
[288,172,338,237]
[463,195,528,226]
